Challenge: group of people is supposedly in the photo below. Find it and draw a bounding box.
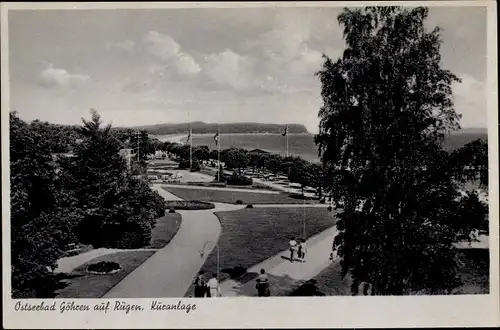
[193,237,309,298]
[288,237,307,263]
[193,271,220,298]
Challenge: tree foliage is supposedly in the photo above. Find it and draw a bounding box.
[10,112,81,298]
[10,110,167,297]
[315,7,487,295]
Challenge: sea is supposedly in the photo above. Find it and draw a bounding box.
[155,131,487,163]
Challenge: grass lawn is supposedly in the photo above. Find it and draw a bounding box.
[288,248,489,296]
[56,251,155,298]
[163,186,316,205]
[184,207,338,296]
[147,213,182,249]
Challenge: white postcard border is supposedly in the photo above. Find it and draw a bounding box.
[2,1,498,329]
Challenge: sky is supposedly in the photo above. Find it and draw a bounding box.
[8,5,488,133]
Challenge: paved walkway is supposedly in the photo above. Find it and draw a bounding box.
[219,225,339,297]
[162,184,281,194]
[102,183,335,297]
[152,184,184,201]
[103,185,245,298]
[254,204,330,208]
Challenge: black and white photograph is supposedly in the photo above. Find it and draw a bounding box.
[2,1,498,328]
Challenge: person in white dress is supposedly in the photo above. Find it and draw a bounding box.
[289,237,298,263]
[206,274,220,297]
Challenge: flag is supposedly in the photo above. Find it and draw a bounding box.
[187,131,191,143]
[281,126,288,136]
[214,132,219,146]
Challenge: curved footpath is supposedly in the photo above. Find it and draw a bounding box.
[103,185,244,298]
[103,184,336,298]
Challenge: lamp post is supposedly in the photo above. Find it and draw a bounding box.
[302,192,315,239]
[200,240,220,284]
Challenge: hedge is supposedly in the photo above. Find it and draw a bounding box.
[227,173,253,186]
[165,200,215,210]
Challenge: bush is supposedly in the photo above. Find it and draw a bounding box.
[185,181,227,188]
[165,200,215,210]
[87,261,121,274]
[236,200,243,205]
[246,204,254,208]
[114,219,153,249]
[227,173,253,186]
[169,208,176,213]
[178,159,201,171]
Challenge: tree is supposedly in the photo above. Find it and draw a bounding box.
[193,145,210,161]
[315,7,485,295]
[247,151,264,173]
[262,153,284,175]
[61,110,164,248]
[10,112,80,298]
[448,139,488,189]
[309,163,326,199]
[287,158,311,195]
[221,148,249,173]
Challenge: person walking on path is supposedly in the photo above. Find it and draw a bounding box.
[298,238,308,262]
[289,237,298,263]
[207,274,220,297]
[193,271,207,297]
[255,269,271,297]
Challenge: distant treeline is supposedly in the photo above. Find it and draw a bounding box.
[123,121,309,135]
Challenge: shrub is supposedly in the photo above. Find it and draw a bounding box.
[169,208,176,213]
[236,200,243,205]
[87,261,121,274]
[165,200,215,210]
[113,219,153,249]
[246,204,254,208]
[227,173,253,186]
[178,159,201,171]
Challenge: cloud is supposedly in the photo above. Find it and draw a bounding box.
[38,63,90,88]
[106,39,135,51]
[452,74,487,128]
[202,49,256,91]
[145,31,200,76]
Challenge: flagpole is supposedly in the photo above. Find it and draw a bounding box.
[286,126,289,158]
[137,130,140,162]
[189,125,193,171]
[217,124,221,182]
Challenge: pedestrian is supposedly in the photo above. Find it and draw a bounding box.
[298,238,307,262]
[193,271,207,298]
[289,236,298,262]
[207,274,220,297]
[255,269,271,297]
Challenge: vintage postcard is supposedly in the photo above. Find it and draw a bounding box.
[2,1,499,328]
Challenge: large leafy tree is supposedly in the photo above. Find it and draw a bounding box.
[60,110,163,248]
[10,112,80,298]
[448,138,488,189]
[287,157,312,195]
[315,7,485,295]
[221,148,250,173]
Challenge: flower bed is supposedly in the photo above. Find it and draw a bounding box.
[164,200,215,210]
[87,261,122,275]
